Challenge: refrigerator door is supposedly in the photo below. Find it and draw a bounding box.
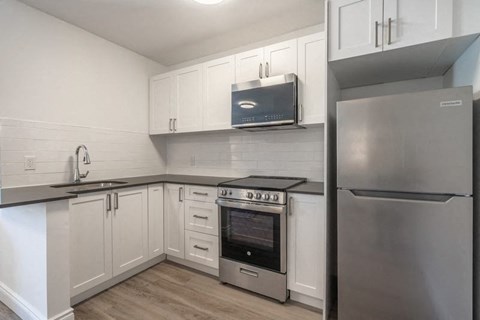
[338,189,472,320]
[337,86,473,195]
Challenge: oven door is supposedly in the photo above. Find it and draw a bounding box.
[216,199,287,273]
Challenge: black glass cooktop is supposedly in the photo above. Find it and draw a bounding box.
[219,176,306,191]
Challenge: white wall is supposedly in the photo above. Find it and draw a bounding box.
[341,76,445,101]
[0,0,167,187]
[166,127,324,181]
[444,37,480,99]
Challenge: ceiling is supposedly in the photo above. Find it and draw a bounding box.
[19,0,325,66]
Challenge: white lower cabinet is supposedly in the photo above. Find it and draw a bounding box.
[112,187,149,277]
[148,184,164,259]
[164,184,185,259]
[70,193,112,297]
[70,186,149,296]
[185,230,219,269]
[185,200,218,236]
[287,193,325,301]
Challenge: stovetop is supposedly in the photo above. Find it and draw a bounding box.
[218,176,306,191]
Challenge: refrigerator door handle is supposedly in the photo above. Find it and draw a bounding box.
[347,189,458,203]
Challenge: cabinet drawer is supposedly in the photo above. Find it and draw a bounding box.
[185,200,219,236]
[185,230,219,269]
[184,185,217,202]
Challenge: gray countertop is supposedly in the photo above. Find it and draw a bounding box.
[0,175,324,209]
[0,174,235,209]
[287,182,324,195]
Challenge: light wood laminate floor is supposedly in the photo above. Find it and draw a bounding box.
[0,261,323,320]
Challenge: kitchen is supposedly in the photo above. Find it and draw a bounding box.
[0,0,478,320]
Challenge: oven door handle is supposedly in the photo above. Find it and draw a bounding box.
[215,199,286,215]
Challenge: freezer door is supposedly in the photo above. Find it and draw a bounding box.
[337,86,472,195]
[338,189,472,320]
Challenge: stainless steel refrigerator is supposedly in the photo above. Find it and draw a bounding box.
[337,87,473,320]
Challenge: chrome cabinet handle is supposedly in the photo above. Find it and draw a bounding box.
[259,63,263,79]
[169,118,173,132]
[193,214,208,220]
[106,194,111,212]
[173,118,177,132]
[299,104,303,122]
[193,192,208,196]
[194,245,209,251]
[388,17,392,45]
[375,21,380,48]
[179,187,183,202]
[114,193,119,210]
[265,62,269,77]
[288,197,293,216]
[240,268,258,278]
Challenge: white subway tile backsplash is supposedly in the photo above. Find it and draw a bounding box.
[0,118,167,187]
[166,127,324,181]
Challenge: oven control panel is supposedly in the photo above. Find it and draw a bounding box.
[218,188,286,205]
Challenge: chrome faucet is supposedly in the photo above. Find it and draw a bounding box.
[74,145,91,183]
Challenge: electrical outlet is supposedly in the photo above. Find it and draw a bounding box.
[24,156,36,171]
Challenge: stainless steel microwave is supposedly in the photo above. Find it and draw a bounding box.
[231,73,303,131]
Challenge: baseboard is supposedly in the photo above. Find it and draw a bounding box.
[0,281,74,320]
[167,256,219,277]
[290,291,323,310]
[71,254,166,306]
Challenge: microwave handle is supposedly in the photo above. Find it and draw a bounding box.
[259,63,263,79]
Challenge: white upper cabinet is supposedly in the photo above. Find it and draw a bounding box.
[329,0,384,61]
[235,40,297,82]
[264,39,298,77]
[235,48,264,83]
[329,0,453,61]
[174,65,204,133]
[149,73,175,134]
[383,0,453,51]
[203,56,235,131]
[112,187,149,277]
[298,33,326,125]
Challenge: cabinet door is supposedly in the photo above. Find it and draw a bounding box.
[203,56,235,131]
[329,0,384,61]
[148,184,164,259]
[287,194,325,299]
[112,187,148,277]
[150,73,174,134]
[383,0,452,51]
[70,193,112,296]
[235,48,264,83]
[264,39,298,77]
[298,33,326,125]
[164,184,185,259]
[174,65,203,133]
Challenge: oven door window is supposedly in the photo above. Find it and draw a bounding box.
[221,206,281,272]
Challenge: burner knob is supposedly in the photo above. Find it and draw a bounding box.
[255,193,262,200]
[247,192,254,199]
[221,189,228,196]
[272,194,279,201]
[263,194,270,200]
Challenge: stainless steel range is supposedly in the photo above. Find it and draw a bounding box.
[216,176,306,302]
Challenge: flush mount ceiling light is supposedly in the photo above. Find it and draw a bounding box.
[193,0,224,4]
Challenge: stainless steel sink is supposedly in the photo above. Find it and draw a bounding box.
[50,180,128,189]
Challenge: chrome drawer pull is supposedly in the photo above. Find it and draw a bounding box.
[193,245,209,251]
[240,268,258,278]
[193,214,209,220]
[193,192,209,196]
